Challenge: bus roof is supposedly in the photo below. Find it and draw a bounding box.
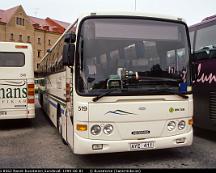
[190,14,216,29]
[0,42,32,53]
[0,42,32,47]
[78,11,186,22]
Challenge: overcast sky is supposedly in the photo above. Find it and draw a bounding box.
[1,0,216,25]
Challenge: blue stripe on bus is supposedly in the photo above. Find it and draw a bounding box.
[48,99,65,115]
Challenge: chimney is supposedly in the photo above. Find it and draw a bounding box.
[33,23,40,29]
[43,25,49,30]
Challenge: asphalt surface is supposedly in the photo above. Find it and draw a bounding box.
[0,101,216,168]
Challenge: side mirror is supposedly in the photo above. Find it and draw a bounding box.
[64,33,76,43]
[62,32,76,66]
[63,43,75,66]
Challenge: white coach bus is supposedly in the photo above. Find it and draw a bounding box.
[38,12,193,154]
[0,42,35,120]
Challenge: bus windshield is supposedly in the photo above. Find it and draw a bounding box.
[77,18,190,95]
[195,24,216,51]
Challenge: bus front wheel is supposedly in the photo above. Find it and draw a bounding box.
[57,105,67,145]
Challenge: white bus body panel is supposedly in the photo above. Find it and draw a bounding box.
[73,94,193,154]
[39,68,74,148]
[74,130,193,154]
[0,42,35,120]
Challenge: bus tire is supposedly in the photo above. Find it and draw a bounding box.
[57,105,68,145]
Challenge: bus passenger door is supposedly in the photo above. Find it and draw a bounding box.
[66,105,74,149]
[66,80,74,149]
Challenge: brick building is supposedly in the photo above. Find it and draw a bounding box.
[0,5,70,71]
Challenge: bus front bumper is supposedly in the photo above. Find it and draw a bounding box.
[73,130,193,154]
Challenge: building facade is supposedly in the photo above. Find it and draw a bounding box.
[0,5,70,71]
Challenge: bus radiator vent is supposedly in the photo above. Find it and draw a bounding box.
[209,91,216,121]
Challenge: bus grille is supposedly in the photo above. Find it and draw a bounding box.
[209,91,216,120]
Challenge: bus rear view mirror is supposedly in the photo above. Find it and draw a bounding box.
[63,43,75,66]
[64,33,76,43]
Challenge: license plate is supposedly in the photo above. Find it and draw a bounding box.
[130,141,154,150]
[0,111,7,116]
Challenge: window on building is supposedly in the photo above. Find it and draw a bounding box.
[48,39,51,46]
[16,17,19,25]
[37,63,39,69]
[19,35,23,42]
[37,50,41,58]
[38,38,41,44]
[27,36,31,43]
[16,17,25,26]
[10,33,14,41]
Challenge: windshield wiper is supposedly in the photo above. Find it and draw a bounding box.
[92,87,188,102]
[92,89,127,102]
[152,88,189,99]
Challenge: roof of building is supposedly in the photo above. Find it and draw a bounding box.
[52,19,70,29]
[0,10,4,22]
[0,6,19,23]
[0,5,70,34]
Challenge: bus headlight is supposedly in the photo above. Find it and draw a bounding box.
[167,121,176,131]
[91,125,101,135]
[178,120,186,130]
[103,124,114,135]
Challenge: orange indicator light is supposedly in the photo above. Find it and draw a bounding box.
[188,119,193,125]
[77,124,88,131]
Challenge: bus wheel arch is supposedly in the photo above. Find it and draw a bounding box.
[57,104,68,145]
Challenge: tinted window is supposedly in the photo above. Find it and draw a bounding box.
[78,18,190,95]
[195,24,216,51]
[0,52,25,67]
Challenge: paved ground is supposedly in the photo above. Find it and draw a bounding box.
[0,102,216,168]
